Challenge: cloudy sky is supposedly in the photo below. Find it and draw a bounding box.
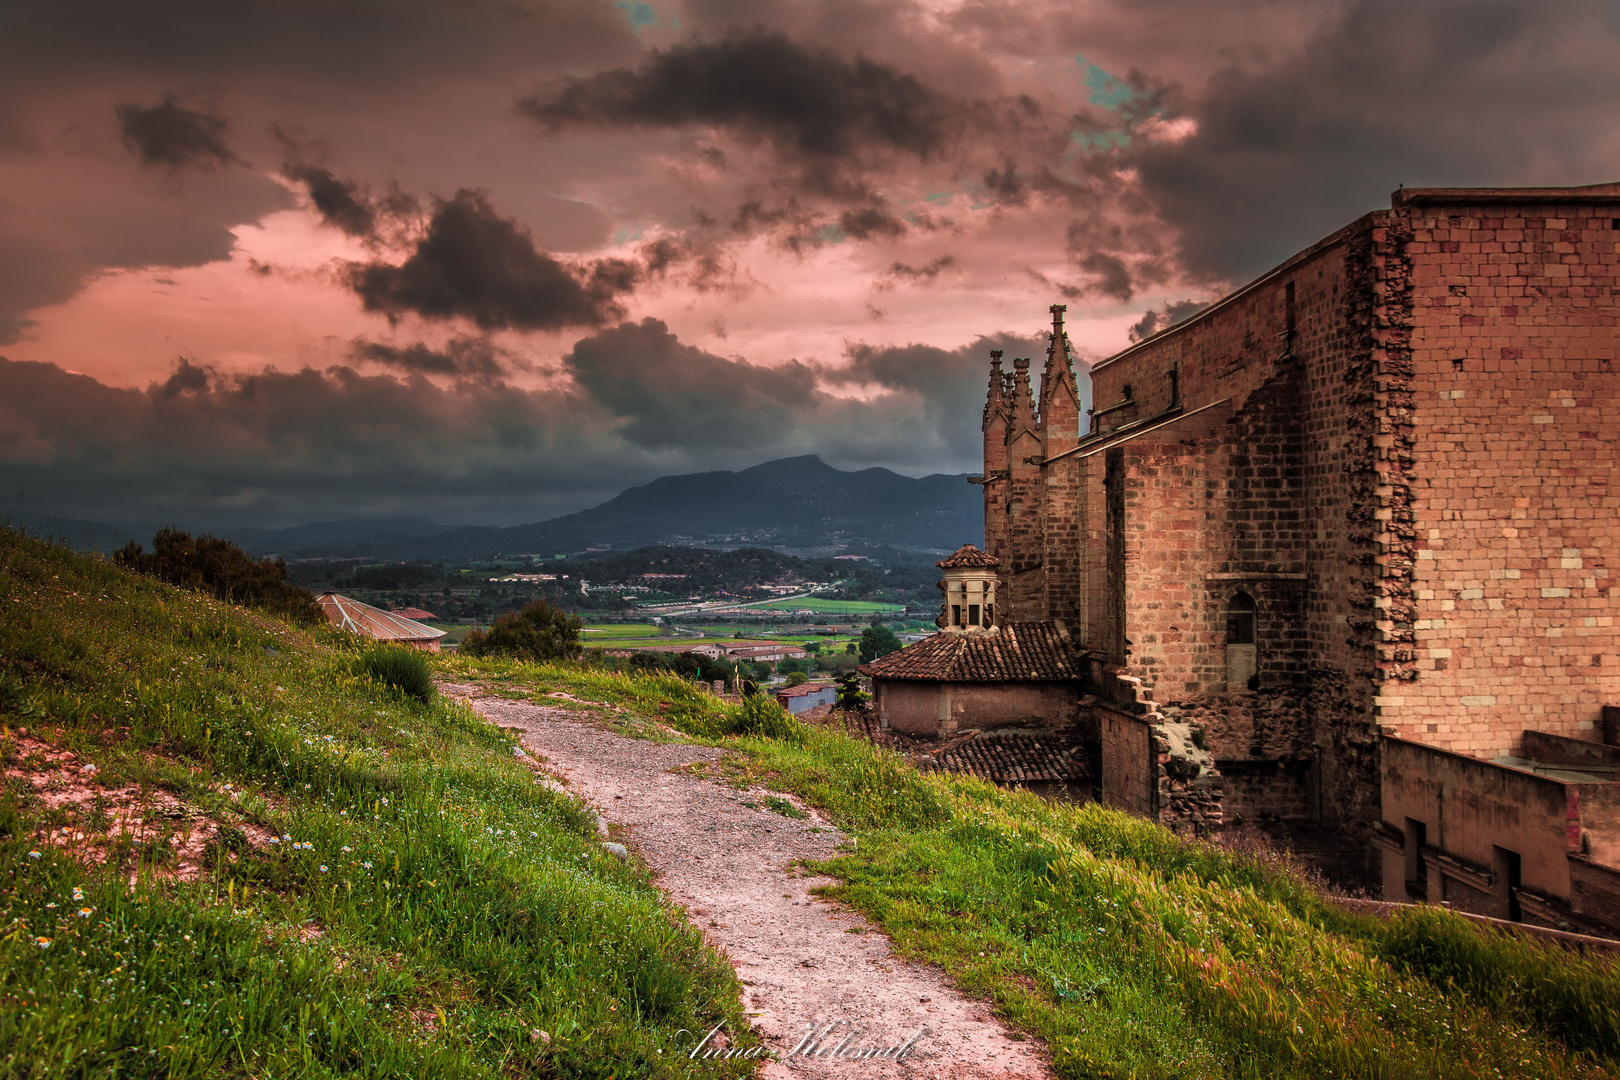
[3,0,1617,529]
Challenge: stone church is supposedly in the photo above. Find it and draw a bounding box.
[866,182,1620,934]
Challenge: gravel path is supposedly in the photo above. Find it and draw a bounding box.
[450,686,1051,1079]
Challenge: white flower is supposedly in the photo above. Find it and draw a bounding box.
[362,861,372,869]
[318,865,328,872]
[341,846,352,853]
[268,837,281,845]
[35,937,50,948]
[27,851,40,860]
[44,902,56,909]
[78,907,94,918]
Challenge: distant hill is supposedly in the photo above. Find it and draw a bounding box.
[266,456,981,560]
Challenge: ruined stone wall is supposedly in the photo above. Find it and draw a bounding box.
[1377,197,1620,757]
[1082,225,1384,833]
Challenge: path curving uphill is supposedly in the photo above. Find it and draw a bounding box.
[447,685,1052,1079]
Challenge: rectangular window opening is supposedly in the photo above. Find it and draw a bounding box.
[951,604,962,627]
[968,604,981,626]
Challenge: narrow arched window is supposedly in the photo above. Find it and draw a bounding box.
[1225,591,1258,690]
[1226,591,1256,644]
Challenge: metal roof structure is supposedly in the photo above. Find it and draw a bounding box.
[316,593,447,644]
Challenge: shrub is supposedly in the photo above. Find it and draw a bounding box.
[785,671,809,686]
[835,672,869,710]
[356,644,435,703]
[114,527,323,624]
[460,600,583,662]
[732,692,805,742]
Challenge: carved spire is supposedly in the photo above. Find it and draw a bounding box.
[1038,304,1081,453]
[982,349,1005,432]
[1008,356,1038,441]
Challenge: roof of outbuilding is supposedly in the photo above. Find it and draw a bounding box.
[935,544,1000,570]
[859,621,1087,682]
[316,593,446,642]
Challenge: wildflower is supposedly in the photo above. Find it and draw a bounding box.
[72,888,84,901]
[27,851,40,860]
[269,837,281,845]
[36,937,51,948]
[78,908,94,918]
[341,846,352,853]
[319,865,328,873]
[362,861,373,869]
[45,902,57,909]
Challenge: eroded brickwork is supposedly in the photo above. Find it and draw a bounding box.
[1377,197,1620,756]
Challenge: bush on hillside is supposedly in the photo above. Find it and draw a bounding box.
[461,600,583,662]
[835,671,869,710]
[356,644,435,704]
[732,692,805,742]
[114,527,323,624]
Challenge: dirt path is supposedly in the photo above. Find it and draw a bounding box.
[450,686,1051,1079]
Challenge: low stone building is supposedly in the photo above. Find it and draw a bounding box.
[862,545,1090,737]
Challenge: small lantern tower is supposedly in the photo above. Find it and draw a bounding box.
[935,544,1001,633]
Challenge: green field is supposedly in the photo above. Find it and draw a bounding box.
[753,597,904,615]
[579,623,665,642]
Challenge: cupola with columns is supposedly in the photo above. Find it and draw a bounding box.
[934,544,1001,632]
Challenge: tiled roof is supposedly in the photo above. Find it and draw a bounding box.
[389,607,438,620]
[859,621,1086,682]
[935,544,1000,569]
[918,733,1091,783]
[317,593,446,643]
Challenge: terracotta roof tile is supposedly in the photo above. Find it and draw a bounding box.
[918,733,1091,783]
[935,544,1000,569]
[859,621,1085,682]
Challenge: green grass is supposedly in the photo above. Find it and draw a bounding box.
[0,530,757,1078]
[579,624,664,642]
[452,660,1620,1080]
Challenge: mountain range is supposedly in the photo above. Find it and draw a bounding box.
[22,456,983,561]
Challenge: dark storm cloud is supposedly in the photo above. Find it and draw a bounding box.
[874,255,955,291]
[1128,299,1208,343]
[0,353,620,526]
[344,190,637,331]
[0,313,1050,527]
[1075,251,1133,302]
[283,163,377,238]
[564,318,820,450]
[521,30,951,162]
[348,337,507,379]
[115,96,242,171]
[0,0,636,85]
[1128,0,1620,280]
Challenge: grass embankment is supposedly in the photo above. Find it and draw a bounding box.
[0,530,756,1078]
[450,658,1620,1080]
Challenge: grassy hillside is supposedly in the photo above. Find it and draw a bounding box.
[7,528,1618,1080]
[446,657,1620,1080]
[0,529,755,1078]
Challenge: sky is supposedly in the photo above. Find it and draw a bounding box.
[3,0,1618,530]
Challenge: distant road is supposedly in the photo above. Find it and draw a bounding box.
[639,591,821,618]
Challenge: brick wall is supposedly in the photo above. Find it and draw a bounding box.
[1098,706,1154,816]
[1376,197,1620,757]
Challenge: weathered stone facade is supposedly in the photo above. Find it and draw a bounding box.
[961,182,1620,926]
